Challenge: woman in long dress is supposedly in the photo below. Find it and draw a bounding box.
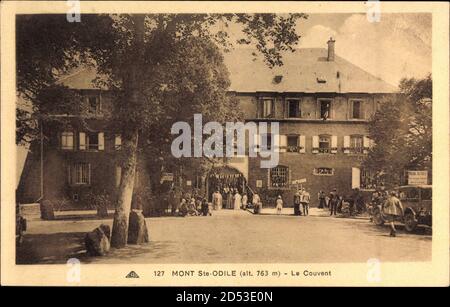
[234,190,242,210]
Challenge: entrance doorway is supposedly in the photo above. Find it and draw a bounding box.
[207,166,247,209]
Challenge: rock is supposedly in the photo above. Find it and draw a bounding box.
[85,225,111,256]
[40,200,54,220]
[127,210,149,244]
[98,224,111,240]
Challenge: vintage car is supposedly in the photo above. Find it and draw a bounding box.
[372,185,432,232]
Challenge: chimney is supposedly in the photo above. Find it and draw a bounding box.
[327,37,335,61]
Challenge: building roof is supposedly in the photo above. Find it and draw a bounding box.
[223,48,397,94]
[59,47,397,94]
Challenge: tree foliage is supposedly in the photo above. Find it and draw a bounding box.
[364,75,432,186]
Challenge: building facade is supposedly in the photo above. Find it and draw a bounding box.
[17,39,397,209]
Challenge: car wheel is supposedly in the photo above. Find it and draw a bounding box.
[373,208,384,226]
[404,212,417,232]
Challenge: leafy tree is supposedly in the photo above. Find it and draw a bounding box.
[364,75,432,187]
[16,13,307,248]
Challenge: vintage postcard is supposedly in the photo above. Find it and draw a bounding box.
[1,1,449,287]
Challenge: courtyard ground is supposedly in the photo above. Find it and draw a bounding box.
[16,208,431,264]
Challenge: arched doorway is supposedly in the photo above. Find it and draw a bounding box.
[207,166,247,209]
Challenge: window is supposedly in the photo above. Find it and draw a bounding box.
[270,166,289,188]
[313,167,334,176]
[318,135,331,153]
[351,100,363,119]
[61,131,74,150]
[287,99,300,118]
[350,135,364,154]
[87,96,101,114]
[87,133,99,150]
[319,99,331,119]
[360,169,384,190]
[287,135,299,152]
[68,163,91,185]
[260,133,272,151]
[259,98,274,118]
[80,132,104,150]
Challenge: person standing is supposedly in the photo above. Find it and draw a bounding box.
[318,190,326,209]
[252,192,261,214]
[234,190,242,210]
[383,191,404,237]
[293,191,301,216]
[226,189,233,209]
[329,188,338,216]
[302,188,311,216]
[276,195,283,215]
[241,193,248,210]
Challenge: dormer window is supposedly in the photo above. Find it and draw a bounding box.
[273,75,283,84]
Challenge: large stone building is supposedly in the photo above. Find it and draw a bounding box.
[224,39,397,204]
[17,39,397,209]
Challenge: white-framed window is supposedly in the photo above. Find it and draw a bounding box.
[79,132,104,151]
[313,167,334,176]
[350,135,364,154]
[287,135,299,152]
[287,99,301,118]
[318,135,331,153]
[61,131,74,150]
[68,162,91,185]
[269,165,289,188]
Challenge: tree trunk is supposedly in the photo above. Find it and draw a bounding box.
[110,15,146,248]
[111,129,139,248]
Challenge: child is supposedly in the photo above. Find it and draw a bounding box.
[276,195,283,215]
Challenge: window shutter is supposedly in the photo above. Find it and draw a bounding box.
[363,136,370,154]
[98,132,104,150]
[279,135,287,152]
[343,136,350,154]
[331,135,338,148]
[312,135,319,153]
[299,135,306,153]
[273,134,280,152]
[331,135,338,154]
[363,136,370,148]
[352,167,361,189]
[253,134,260,152]
[79,132,86,150]
[115,134,122,149]
[67,132,74,149]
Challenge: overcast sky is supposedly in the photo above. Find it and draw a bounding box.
[296,13,431,86]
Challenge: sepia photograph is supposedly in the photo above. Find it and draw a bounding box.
[1,1,449,287]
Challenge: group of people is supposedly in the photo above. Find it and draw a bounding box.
[178,194,211,217]
[211,189,249,211]
[293,188,311,216]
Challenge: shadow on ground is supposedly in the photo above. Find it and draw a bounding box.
[16,231,177,264]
